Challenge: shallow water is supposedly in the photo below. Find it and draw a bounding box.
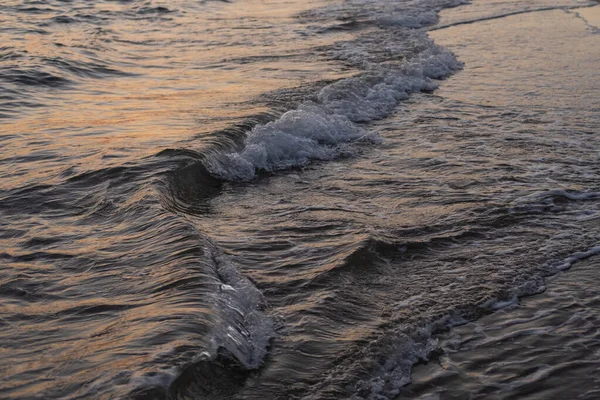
[405,256,600,399]
[1,0,599,399]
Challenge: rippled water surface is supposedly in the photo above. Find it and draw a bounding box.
[1,0,599,398]
[405,256,600,399]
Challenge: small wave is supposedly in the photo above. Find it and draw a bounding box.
[50,15,76,24]
[0,68,72,87]
[330,243,600,400]
[12,6,56,14]
[170,1,465,183]
[202,38,461,181]
[548,245,600,272]
[41,56,134,79]
[204,105,380,181]
[134,6,173,15]
[0,58,131,99]
[125,240,276,399]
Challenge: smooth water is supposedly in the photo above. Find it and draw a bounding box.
[1,0,599,398]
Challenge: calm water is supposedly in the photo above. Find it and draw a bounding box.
[1,0,599,398]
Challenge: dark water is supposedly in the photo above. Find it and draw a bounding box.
[404,256,600,399]
[1,0,599,399]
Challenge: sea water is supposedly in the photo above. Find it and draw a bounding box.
[1,0,599,398]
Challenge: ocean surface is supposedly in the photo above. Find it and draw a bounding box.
[1,0,599,398]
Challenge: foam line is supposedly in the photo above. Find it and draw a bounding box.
[430,2,599,31]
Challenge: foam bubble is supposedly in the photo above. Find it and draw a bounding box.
[550,245,600,272]
[353,313,468,399]
[205,39,461,181]
[205,105,380,181]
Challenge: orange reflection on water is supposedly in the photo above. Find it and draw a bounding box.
[1,0,356,190]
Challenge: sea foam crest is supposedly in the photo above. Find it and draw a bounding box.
[320,46,460,122]
[205,105,380,181]
[205,41,461,181]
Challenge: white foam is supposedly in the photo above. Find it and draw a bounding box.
[202,0,466,182]
[205,105,379,181]
[205,40,461,181]
[353,313,468,399]
[354,333,439,398]
[550,245,600,272]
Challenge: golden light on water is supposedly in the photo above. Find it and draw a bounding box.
[1,0,356,190]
